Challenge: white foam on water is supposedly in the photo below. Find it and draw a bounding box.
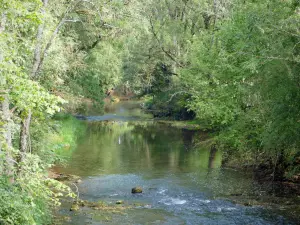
[197,199,211,203]
[171,198,187,205]
[224,207,237,211]
[158,189,167,194]
[160,197,187,205]
[109,193,119,196]
[161,201,172,206]
[216,207,237,212]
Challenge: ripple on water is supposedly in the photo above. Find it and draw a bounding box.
[157,188,167,194]
[61,174,296,225]
[159,197,187,206]
[196,199,211,203]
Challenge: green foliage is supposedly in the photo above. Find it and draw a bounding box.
[121,0,300,177]
[47,114,86,160]
[24,114,85,164]
[74,42,122,99]
[0,177,48,225]
[7,74,65,117]
[182,0,300,175]
[2,0,300,223]
[0,156,74,225]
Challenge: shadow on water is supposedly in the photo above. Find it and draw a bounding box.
[56,101,299,225]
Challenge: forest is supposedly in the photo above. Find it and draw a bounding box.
[1,0,300,224]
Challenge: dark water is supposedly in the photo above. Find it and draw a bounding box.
[57,101,298,225]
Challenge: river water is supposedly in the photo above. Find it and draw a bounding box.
[57,101,299,225]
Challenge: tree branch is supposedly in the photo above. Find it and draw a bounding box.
[31,0,48,78]
[167,91,190,103]
[236,51,299,62]
[32,0,107,78]
[9,106,17,114]
[64,19,82,23]
[33,19,66,77]
[149,17,184,67]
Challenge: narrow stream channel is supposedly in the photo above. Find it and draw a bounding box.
[56,101,298,225]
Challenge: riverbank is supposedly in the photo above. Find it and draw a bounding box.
[154,120,207,131]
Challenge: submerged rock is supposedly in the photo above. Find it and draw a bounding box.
[132,187,143,194]
[116,200,124,204]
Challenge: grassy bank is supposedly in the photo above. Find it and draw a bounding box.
[48,114,86,161]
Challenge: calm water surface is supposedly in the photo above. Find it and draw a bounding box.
[57,101,298,225]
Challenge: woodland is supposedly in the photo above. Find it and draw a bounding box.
[0,0,300,224]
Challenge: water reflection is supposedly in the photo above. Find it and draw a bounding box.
[182,128,195,151]
[61,121,221,177]
[208,145,218,169]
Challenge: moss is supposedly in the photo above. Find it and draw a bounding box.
[92,214,112,222]
[69,199,132,212]
[70,204,80,211]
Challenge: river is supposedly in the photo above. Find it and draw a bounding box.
[56,101,299,225]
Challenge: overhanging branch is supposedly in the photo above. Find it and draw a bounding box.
[149,17,184,68]
[167,91,191,103]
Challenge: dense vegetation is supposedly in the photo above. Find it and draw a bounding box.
[1,0,300,224]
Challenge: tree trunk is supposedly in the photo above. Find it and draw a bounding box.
[0,13,14,181]
[34,19,66,76]
[210,0,218,49]
[0,13,6,33]
[32,0,81,78]
[21,0,48,162]
[1,93,14,181]
[19,111,32,162]
[31,0,48,78]
[31,24,44,77]
[0,13,7,62]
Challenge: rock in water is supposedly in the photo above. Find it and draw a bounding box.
[70,203,80,211]
[116,200,124,204]
[131,187,143,193]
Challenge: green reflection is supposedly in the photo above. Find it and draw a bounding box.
[61,121,222,177]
